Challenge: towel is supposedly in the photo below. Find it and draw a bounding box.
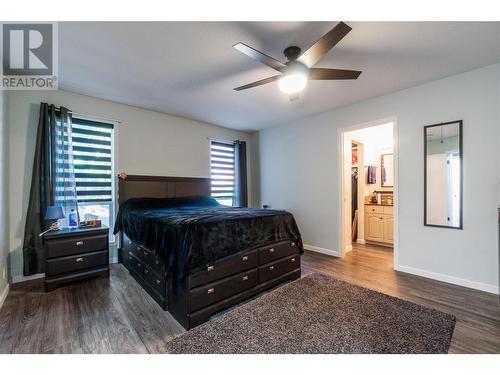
[367,166,376,184]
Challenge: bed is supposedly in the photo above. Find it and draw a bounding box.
[115,175,303,329]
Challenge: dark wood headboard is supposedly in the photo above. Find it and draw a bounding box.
[117,175,211,206]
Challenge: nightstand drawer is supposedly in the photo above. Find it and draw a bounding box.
[46,250,108,276]
[46,233,108,258]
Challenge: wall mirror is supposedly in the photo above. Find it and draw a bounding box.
[424,120,463,229]
[381,153,394,187]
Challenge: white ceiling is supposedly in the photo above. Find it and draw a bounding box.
[59,22,500,131]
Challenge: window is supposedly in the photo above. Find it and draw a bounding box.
[72,117,115,241]
[210,141,234,206]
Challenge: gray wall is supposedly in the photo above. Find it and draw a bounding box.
[0,89,9,299]
[8,89,255,282]
[258,63,500,294]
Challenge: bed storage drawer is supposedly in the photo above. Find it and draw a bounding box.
[189,269,258,312]
[128,252,144,278]
[189,249,258,289]
[258,241,299,264]
[258,255,300,284]
[129,244,164,274]
[46,250,108,276]
[143,266,165,294]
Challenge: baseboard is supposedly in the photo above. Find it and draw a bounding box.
[356,239,366,245]
[0,284,9,310]
[304,244,340,257]
[345,244,353,253]
[11,273,45,284]
[395,264,499,295]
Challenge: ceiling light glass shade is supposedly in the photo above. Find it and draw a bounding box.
[278,72,307,94]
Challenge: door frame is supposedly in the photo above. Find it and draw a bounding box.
[338,116,400,269]
[351,140,365,245]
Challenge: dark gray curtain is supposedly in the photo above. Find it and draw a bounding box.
[233,140,248,207]
[22,103,76,275]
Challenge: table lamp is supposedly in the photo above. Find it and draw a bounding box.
[39,206,65,237]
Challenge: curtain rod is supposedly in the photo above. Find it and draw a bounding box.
[52,106,122,124]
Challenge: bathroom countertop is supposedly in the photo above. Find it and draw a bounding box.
[364,203,393,207]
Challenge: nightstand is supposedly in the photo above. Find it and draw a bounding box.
[44,226,110,292]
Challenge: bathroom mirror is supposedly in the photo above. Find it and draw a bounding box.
[424,120,463,229]
[381,153,394,187]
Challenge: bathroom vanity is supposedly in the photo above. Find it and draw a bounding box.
[364,204,393,246]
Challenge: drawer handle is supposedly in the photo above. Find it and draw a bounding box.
[156,279,161,285]
[291,258,296,262]
[290,242,295,247]
[207,288,215,294]
[269,266,274,271]
[269,248,274,253]
[242,256,248,261]
[76,257,84,262]
[242,275,249,281]
[207,265,214,272]
[76,241,84,246]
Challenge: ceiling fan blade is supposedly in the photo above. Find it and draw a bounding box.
[289,93,300,102]
[233,42,286,72]
[234,75,281,91]
[297,22,352,68]
[309,68,361,80]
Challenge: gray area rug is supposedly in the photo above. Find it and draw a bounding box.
[165,273,456,354]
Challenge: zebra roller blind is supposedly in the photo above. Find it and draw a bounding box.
[71,117,114,203]
[210,141,235,206]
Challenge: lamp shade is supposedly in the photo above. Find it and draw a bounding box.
[45,206,65,220]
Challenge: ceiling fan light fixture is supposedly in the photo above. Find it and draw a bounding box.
[278,72,308,94]
[233,22,361,97]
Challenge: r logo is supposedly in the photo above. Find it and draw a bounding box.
[2,23,53,76]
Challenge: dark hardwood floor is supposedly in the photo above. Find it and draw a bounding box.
[1,244,499,353]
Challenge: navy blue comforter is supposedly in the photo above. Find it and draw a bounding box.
[114,196,303,289]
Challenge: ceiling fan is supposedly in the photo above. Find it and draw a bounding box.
[233,21,361,101]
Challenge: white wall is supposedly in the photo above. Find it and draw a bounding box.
[0,88,9,305]
[8,89,255,281]
[258,63,500,294]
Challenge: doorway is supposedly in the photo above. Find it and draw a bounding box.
[339,118,398,267]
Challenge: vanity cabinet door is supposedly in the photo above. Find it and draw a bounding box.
[383,214,394,244]
[365,213,384,242]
